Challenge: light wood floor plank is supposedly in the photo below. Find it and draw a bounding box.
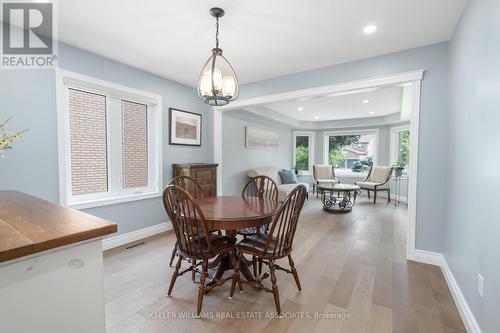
[103,195,466,333]
[367,303,393,333]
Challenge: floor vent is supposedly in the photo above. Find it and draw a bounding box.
[125,242,146,250]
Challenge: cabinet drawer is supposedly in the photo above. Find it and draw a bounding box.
[194,169,214,180]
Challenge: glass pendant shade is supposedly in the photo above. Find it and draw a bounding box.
[197,8,239,106]
[197,48,239,106]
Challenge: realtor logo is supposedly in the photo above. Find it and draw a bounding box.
[1,1,57,68]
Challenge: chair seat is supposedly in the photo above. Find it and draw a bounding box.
[238,233,285,258]
[178,234,234,259]
[356,181,389,189]
[237,225,267,236]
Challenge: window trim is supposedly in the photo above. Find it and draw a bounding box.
[293,131,315,175]
[390,124,410,166]
[56,69,163,209]
[323,128,379,176]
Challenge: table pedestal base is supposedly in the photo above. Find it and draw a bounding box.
[318,188,360,214]
[206,231,257,289]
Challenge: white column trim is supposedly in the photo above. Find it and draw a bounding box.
[213,109,223,195]
[406,79,421,261]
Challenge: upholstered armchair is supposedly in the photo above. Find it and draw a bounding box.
[312,164,340,196]
[355,166,393,204]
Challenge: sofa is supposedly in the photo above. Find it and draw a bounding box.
[247,167,310,201]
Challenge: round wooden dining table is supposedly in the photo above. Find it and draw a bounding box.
[196,195,279,285]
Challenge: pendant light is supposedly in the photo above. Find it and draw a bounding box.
[197,7,239,106]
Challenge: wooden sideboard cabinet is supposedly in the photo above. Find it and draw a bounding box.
[172,163,218,197]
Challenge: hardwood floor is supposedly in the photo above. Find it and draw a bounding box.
[103,196,466,333]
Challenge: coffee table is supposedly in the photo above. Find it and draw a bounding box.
[316,183,361,213]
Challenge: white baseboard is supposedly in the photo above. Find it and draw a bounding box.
[409,249,481,333]
[102,222,172,251]
[440,256,482,333]
[408,249,443,266]
[356,191,408,203]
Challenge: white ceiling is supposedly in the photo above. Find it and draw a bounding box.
[265,85,404,121]
[57,0,467,86]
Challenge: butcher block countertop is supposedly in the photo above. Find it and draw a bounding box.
[0,190,117,263]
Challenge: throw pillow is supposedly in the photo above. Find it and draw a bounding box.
[279,170,298,184]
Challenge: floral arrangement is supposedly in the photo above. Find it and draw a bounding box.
[393,161,406,170]
[0,117,28,157]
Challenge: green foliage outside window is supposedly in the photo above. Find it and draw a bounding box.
[328,148,345,167]
[399,130,410,166]
[295,136,309,171]
[295,145,309,170]
[328,135,360,168]
[328,135,360,151]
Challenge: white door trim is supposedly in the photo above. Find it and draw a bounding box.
[213,70,424,261]
[405,79,422,261]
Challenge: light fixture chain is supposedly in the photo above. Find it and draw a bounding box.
[215,17,219,49]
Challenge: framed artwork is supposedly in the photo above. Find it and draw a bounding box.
[245,126,279,149]
[169,108,202,146]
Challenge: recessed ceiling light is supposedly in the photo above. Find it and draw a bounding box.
[298,107,304,111]
[314,116,319,120]
[363,24,377,35]
[362,99,370,104]
[369,111,375,115]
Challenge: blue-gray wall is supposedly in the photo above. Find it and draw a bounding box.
[0,43,213,236]
[221,110,292,195]
[221,109,409,198]
[445,0,500,331]
[240,43,449,253]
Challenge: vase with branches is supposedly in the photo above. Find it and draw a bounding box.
[0,117,28,157]
[392,161,406,177]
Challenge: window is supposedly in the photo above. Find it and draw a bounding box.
[324,130,378,175]
[57,70,162,209]
[293,132,314,174]
[121,100,148,189]
[68,89,108,195]
[391,126,410,175]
